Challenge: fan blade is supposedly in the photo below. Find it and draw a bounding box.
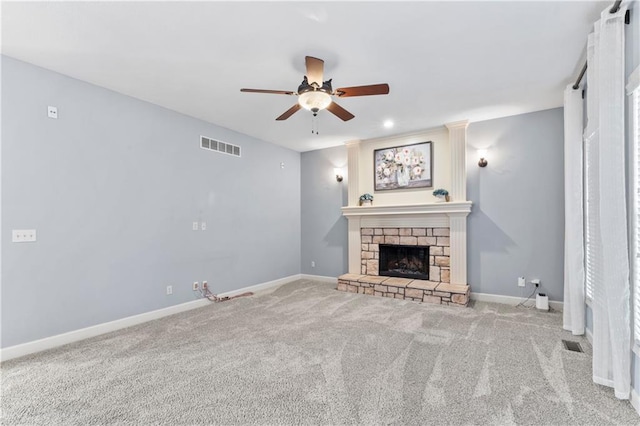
[276,103,302,121]
[241,88,295,95]
[335,84,389,97]
[305,56,324,87]
[326,101,355,121]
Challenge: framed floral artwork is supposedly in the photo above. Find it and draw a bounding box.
[374,141,433,191]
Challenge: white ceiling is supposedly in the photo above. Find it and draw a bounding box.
[1,1,608,152]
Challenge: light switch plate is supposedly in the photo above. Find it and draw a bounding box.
[192,222,199,231]
[12,229,37,242]
[47,106,58,119]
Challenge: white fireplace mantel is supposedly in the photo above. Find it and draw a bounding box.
[341,202,472,285]
[341,202,472,218]
[342,121,471,285]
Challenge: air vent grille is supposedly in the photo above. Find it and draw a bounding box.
[562,340,584,353]
[200,136,241,157]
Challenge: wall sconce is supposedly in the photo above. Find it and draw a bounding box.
[334,168,344,182]
[478,149,488,168]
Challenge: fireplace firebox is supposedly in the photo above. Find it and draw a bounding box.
[379,244,429,280]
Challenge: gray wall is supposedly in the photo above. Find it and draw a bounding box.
[300,145,348,277]
[467,108,565,301]
[1,56,301,348]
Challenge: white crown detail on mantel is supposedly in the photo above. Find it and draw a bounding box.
[341,201,472,217]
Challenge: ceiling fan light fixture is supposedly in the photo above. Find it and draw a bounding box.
[298,90,332,113]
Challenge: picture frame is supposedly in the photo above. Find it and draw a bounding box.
[373,141,433,191]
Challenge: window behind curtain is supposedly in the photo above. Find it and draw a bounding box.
[630,72,640,344]
[584,124,598,303]
[584,151,593,302]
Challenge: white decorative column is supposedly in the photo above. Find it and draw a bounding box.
[445,120,470,285]
[345,140,362,273]
[445,120,469,203]
[448,213,468,285]
[345,140,361,207]
[347,216,362,274]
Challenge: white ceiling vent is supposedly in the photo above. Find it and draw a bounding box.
[200,136,241,157]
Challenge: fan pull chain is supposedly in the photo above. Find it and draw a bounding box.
[311,115,319,135]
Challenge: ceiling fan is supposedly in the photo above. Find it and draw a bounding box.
[241,56,389,122]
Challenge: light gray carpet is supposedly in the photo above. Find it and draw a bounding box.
[1,279,637,425]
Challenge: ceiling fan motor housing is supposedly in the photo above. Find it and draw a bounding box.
[298,77,333,94]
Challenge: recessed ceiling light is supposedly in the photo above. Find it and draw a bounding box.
[383,120,394,129]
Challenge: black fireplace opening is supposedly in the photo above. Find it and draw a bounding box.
[379,244,429,280]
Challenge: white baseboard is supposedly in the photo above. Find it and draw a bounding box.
[300,274,338,283]
[632,387,640,417]
[586,327,593,345]
[0,274,302,363]
[217,274,302,297]
[470,292,563,312]
[0,299,208,362]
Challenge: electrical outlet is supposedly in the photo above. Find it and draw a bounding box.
[201,222,207,231]
[531,279,541,286]
[311,261,315,268]
[166,285,173,295]
[202,281,208,290]
[518,277,526,287]
[192,222,199,231]
[192,282,199,291]
[12,229,37,242]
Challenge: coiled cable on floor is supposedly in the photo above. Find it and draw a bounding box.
[202,285,253,302]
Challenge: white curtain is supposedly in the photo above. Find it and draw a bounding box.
[563,85,585,335]
[586,6,630,400]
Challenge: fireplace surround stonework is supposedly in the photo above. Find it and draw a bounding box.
[338,122,472,307]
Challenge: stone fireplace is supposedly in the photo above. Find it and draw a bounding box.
[337,121,472,307]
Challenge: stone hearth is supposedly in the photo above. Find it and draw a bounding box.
[337,274,470,307]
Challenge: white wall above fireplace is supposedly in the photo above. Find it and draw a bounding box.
[357,127,450,206]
